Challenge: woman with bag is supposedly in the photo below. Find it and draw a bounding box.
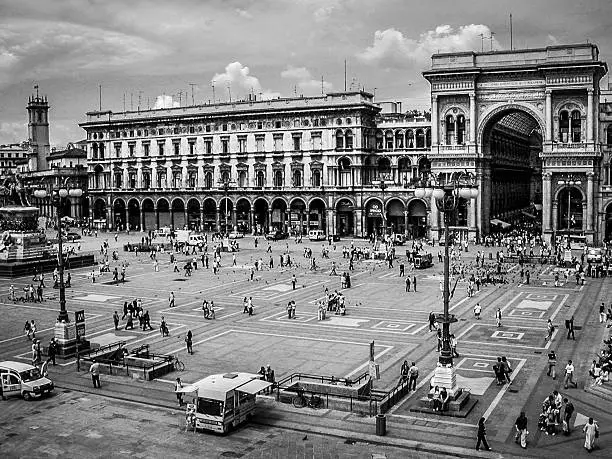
[583,417,599,452]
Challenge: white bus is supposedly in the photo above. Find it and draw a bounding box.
[180,372,272,434]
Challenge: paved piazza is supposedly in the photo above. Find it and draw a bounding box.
[1,232,611,458]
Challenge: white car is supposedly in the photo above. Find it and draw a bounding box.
[229,231,244,239]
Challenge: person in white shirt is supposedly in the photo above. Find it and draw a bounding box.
[564,360,577,389]
[474,303,482,320]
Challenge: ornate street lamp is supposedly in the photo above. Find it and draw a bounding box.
[33,182,83,323]
[413,170,478,397]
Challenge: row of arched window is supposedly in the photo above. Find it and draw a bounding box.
[373,129,431,150]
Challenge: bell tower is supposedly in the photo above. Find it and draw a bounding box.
[27,88,50,171]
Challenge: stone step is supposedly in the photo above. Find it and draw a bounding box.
[584,383,612,402]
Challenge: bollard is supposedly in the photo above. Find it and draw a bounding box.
[375,414,386,436]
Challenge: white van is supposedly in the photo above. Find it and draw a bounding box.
[0,361,54,400]
[180,372,272,433]
[308,229,326,241]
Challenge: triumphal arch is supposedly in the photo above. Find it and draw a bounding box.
[423,44,608,244]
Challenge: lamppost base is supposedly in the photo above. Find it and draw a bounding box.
[57,311,70,324]
[430,362,461,398]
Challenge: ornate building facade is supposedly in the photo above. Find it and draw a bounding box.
[80,91,432,237]
[81,43,612,243]
[424,43,608,244]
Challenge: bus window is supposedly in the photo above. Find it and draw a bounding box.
[197,398,223,416]
[225,395,235,414]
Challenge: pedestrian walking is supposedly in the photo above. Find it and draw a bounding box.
[89,360,101,388]
[428,311,437,331]
[515,411,528,448]
[476,417,492,451]
[565,315,575,340]
[564,359,578,389]
[291,274,297,290]
[600,302,606,323]
[265,364,275,395]
[113,311,119,330]
[450,334,459,358]
[169,291,175,308]
[175,377,184,406]
[544,318,555,342]
[547,350,557,379]
[562,398,574,435]
[405,276,411,292]
[583,418,599,453]
[408,361,419,391]
[495,308,502,327]
[412,275,417,292]
[185,330,193,354]
[47,338,56,366]
[474,303,481,320]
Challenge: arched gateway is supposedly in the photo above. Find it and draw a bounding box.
[424,44,607,244]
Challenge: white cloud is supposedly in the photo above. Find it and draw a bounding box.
[357,24,501,69]
[153,95,180,109]
[0,122,27,145]
[281,65,332,96]
[235,8,252,19]
[212,62,280,100]
[547,34,559,45]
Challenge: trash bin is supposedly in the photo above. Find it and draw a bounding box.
[375,414,386,436]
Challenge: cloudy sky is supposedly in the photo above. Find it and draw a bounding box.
[0,0,611,147]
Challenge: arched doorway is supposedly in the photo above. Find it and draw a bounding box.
[93,199,106,222]
[219,197,234,234]
[187,199,201,231]
[142,199,154,230]
[605,203,612,242]
[61,198,72,217]
[271,198,288,232]
[386,199,405,234]
[289,198,307,236]
[365,199,384,236]
[113,199,126,230]
[127,199,140,231]
[202,198,217,232]
[236,199,251,234]
[308,198,326,233]
[157,198,170,228]
[557,187,583,235]
[253,198,269,234]
[336,198,354,236]
[481,107,543,234]
[408,199,427,239]
[171,199,185,229]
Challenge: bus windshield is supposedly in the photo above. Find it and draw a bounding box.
[197,398,224,416]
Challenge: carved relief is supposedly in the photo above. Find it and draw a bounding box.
[478,91,545,102]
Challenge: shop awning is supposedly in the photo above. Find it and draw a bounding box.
[236,379,273,395]
[490,219,511,229]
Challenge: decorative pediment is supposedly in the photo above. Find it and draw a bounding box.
[236,162,248,170]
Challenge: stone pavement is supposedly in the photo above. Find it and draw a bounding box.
[0,231,610,457]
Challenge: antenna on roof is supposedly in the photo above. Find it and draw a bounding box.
[99,84,102,111]
[344,59,347,91]
[489,32,496,51]
[189,83,196,105]
[227,83,232,103]
[123,93,126,112]
[211,80,216,103]
[138,91,142,112]
[510,13,513,50]
[130,92,133,111]
[479,33,485,52]
[321,75,324,95]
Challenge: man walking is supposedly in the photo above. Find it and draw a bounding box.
[547,350,557,379]
[291,274,297,290]
[185,330,193,355]
[405,276,411,292]
[412,275,417,292]
[89,360,101,388]
[562,398,574,435]
[265,364,275,395]
[564,359,577,389]
[408,361,419,391]
[113,311,119,330]
[600,302,606,323]
[515,411,528,449]
[566,315,575,340]
[495,308,502,327]
[474,303,481,320]
[169,291,175,308]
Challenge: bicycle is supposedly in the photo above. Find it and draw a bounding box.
[171,355,185,371]
[292,390,322,409]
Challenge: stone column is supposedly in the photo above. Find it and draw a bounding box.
[430,193,439,231]
[545,90,552,142]
[184,209,188,229]
[267,209,272,232]
[431,95,438,146]
[469,92,476,144]
[139,208,145,232]
[355,208,363,237]
[200,208,205,232]
[587,88,594,143]
[587,172,594,231]
[404,210,409,237]
[542,173,552,232]
[469,197,477,228]
[552,200,558,233]
[248,209,254,234]
[216,206,222,232]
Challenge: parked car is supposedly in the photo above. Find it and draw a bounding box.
[65,232,81,242]
[229,231,244,239]
[587,247,603,264]
[266,230,288,241]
